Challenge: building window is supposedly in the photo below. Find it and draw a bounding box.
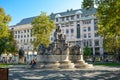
[77,15,79,19]
[71,29,74,33]
[56,18,58,22]
[15,31,17,34]
[77,24,80,38]
[82,20,91,24]
[95,33,98,37]
[94,26,98,30]
[66,16,69,21]
[88,27,91,31]
[61,24,64,27]
[21,35,23,38]
[27,29,29,32]
[18,31,20,33]
[83,41,87,46]
[24,39,25,43]
[66,23,69,27]
[83,27,86,32]
[27,35,29,37]
[61,17,64,21]
[88,40,92,46]
[88,33,91,38]
[18,35,20,38]
[66,29,69,34]
[27,39,29,42]
[30,39,32,42]
[21,40,22,43]
[84,34,87,38]
[95,40,99,46]
[70,22,74,26]
[71,15,74,20]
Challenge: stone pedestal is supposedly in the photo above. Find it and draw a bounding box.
[75,55,93,68]
[37,55,60,69]
[19,56,24,63]
[59,55,75,69]
[44,61,60,69]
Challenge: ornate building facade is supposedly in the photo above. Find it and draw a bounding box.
[10,8,103,57]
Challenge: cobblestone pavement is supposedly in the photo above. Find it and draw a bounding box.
[9,66,120,80]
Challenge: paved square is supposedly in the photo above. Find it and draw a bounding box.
[8,66,120,80]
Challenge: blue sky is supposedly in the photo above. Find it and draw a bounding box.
[0,0,82,26]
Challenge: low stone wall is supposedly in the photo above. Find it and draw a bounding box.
[37,55,81,62]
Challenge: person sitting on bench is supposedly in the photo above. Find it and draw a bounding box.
[30,59,36,68]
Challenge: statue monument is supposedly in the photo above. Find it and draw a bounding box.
[18,47,25,63]
[36,25,93,69]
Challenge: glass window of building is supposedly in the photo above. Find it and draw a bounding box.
[89,40,92,46]
[15,31,17,34]
[27,39,29,42]
[66,29,69,34]
[27,29,29,32]
[77,15,80,19]
[71,29,74,33]
[61,24,64,27]
[21,40,22,43]
[18,35,20,38]
[66,23,69,27]
[88,33,91,38]
[95,33,98,37]
[24,39,25,43]
[70,22,74,26]
[56,18,58,22]
[83,27,86,32]
[30,39,32,42]
[87,20,91,24]
[77,24,80,38]
[71,15,74,20]
[94,26,98,30]
[66,16,69,21]
[95,40,99,46]
[88,26,91,31]
[21,35,23,38]
[18,31,20,33]
[84,34,87,38]
[27,35,29,37]
[61,17,64,21]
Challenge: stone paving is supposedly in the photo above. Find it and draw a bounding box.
[8,66,120,80]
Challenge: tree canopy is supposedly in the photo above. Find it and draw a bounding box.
[32,12,56,49]
[83,46,91,58]
[0,7,12,54]
[0,7,11,38]
[82,0,120,55]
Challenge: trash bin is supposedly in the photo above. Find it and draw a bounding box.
[0,68,9,80]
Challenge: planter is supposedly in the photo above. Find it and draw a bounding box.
[0,68,9,80]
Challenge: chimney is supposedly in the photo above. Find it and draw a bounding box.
[67,9,69,12]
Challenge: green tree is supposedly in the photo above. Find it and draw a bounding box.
[82,0,120,61]
[0,7,11,54]
[5,30,18,54]
[83,46,91,59]
[32,12,56,49]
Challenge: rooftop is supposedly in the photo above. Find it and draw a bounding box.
[12,8,96,27]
